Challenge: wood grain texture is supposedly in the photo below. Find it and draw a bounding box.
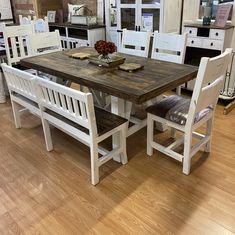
[184,23,234,30]
[46,106,127,137]
[20,47,198,104]
[0,96,235,234]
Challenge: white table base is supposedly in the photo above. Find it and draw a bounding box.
[111,96,147,162]
[0,71,6,104]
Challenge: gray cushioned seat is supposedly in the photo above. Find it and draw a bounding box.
[146,95,212,125]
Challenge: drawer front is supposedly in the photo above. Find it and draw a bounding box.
[187,37,202,48]
[202,39,223,51]
[184,27,197,37]
[209,29,225,40]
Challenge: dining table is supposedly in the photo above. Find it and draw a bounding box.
[21,47,198,162]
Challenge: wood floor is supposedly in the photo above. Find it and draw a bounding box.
[0,98,235,234]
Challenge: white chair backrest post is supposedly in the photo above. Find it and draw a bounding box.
[34,17,49,33]
[151,32,187,64]
[19,15,32,25]
[1,63,36,102]
[120,29,151,58]
[34,78,98,138]
[186,48,232,127]
[1,23,34,66]
[31,30,62,56]
[19,15,49,33]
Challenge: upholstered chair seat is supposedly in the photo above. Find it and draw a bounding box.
[146,95,212,126]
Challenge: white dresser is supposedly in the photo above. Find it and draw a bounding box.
[183,24,234,91]
[184,24,233,52]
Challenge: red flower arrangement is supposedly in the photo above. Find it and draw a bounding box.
[95,40,117,57]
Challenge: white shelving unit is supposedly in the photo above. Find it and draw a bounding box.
[49,23,105,49]
[105,0,183,49]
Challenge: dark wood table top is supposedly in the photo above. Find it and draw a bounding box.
[49,23,105,30]
[21,47,198,104]
[184,23,234,30]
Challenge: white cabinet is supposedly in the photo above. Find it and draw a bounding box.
[105,0,182,48]
[49,23,105,49]
[183,24,234,93]
[0,0,13,20]
[184,25,233,52]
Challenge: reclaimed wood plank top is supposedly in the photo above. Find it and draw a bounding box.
[20,47,198,104]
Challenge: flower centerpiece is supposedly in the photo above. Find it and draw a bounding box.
[95,40,117,62]
[88,40,125,67]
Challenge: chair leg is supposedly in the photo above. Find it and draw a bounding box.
[176,86,181,96]
[11,101,21,129]
[205,118,213,153]
[90,142,99,185]
[147,115,154,156]
[171,128,177,139]
[119,125,128,165]
[183,133,192,175]
[41,118,53,151]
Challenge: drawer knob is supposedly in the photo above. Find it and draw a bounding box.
[191,40,194,44]
[210,42,214,46]
[189,30,192,34]
[215,32,219,36]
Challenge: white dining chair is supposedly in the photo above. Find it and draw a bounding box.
[151,32,188,95]
[31,30,70,86]
[146,48,232,175]
[31,30,62,55]
[119,29,151,58]
[60,37,88,50]
[1,63,40,129]
[34,77,128,185]
[94,29,152,110]
[1,23,34,67]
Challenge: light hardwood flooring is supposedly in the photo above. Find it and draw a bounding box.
[0,98,235,235]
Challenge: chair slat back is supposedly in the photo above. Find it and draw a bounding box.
[1,63,36,102]
[35,78,97,135]
[1,23,34,66]
[187,48,232,125]
[120,29,151,58]
[151,32,187,64]
[34,17,49,33]
[31,30,62,55]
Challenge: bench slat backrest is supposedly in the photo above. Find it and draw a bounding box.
[35,78,97,136]
[1,63,36,102]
